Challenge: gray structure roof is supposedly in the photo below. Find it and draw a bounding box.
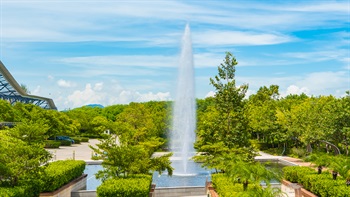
[0,61,57,110]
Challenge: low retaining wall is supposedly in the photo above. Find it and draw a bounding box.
[154,186,206,197]
[281,180,318,197]
[40,174,87,197]
[254,158,298,166]
[300,188,317,197]
[71,190,96,197]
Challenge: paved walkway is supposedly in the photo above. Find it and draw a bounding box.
[256,151,313,167]
[46,139,100,162]
[47,140,313,167]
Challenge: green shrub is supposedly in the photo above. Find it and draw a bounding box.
[44,140,60,148]
[80,137,89,142]
[283,166,314,183]
[97,175,152,197]
[211,173,259,197]
[41,160,85,192]
[71,137,81,144]
[80,133,101,139]
[283,166,350,197]
[59,140,72,146]
[290,147,307,158]
[0,185,38,197]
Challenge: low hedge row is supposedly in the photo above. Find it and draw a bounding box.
[44,140,60,148]
[41,160,86,192]
[97,174,152,197]
[71,137,81,144]
[70,137,89,143]
[80,137,89,142]
[283,166,350,197]
[59,140,72,146]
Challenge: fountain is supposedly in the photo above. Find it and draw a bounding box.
[170,23,196,175]
[152,24,211,191]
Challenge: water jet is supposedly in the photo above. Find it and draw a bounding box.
[170,23,196,175]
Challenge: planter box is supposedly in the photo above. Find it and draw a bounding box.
[40,174,87,197]
[281,180,317,197]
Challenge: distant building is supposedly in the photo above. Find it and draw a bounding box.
[0,61,57,110]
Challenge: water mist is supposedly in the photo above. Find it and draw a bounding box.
[170,24,196,175]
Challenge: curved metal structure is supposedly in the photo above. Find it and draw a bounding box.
[0,61,57,110]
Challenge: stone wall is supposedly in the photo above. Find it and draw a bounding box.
[154,186,206,197]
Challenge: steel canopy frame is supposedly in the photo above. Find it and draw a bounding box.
[0,61,57,110]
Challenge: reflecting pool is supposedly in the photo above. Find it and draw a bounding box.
[152,160,212,188]
[84,164,103,190]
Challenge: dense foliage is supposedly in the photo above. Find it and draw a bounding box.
[96,174,152,197]
[41,160,86,192]
[0,185,34,197]
[283,166,350,196]
[212,173,282,197]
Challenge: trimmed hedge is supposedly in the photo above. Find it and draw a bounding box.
[59,140,72,146]
[97,175,152,197]
[80,137,89,142]
[44,140,60,148]
[71,137,81,144]
[41,160,86,192]
[283,166,350,197]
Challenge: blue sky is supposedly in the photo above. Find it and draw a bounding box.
[0,0,349,110]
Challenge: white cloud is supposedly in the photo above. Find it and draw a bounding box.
[62,82,172,109]
[205,91,215,98]
[194,31,294,46]
[57,79,76,88]
[282,85,310,97]
[94,82,103,91]
[283,50,349,63]
[2,1,347,43]
[60,55,176,68]
[239,71,349,98]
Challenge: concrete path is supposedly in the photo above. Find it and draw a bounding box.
[47,140,313,167]
[46,139,100,162]
[256,151,313,167]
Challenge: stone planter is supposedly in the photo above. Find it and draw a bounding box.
[40,174,87,197]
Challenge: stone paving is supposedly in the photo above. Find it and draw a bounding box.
[257,151,313,167]
[46,139,100,162]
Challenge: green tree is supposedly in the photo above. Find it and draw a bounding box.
[0,100,15,122]
[90,135,172,181]
[91,116,110,136]
[115,102,158,145]
[8,122,49,145]
[0,131,51,187]
[20,83,30,94]
[195,52,252,170]
[224,158,281,192]
[246,85,281,144]
[208,52,249,148]
[335,93,350,155]
[101,104,126,122]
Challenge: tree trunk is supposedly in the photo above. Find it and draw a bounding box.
[345,138,349,156]
[243,181,248,191]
